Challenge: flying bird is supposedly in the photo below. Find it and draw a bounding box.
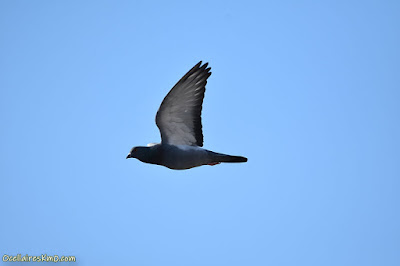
[126,61,247,170]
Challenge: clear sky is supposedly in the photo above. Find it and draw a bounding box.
[1,1,399,265]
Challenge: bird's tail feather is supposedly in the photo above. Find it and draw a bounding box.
[210,152,248,163]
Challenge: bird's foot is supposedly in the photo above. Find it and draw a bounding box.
[208,162,221,166]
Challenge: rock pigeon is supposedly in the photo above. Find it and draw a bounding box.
[126,61,247,170]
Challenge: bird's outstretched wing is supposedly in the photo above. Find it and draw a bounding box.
[156,61,211,147]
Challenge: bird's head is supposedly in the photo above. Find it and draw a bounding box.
[126,146,149,160]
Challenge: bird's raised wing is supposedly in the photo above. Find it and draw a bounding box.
[156,61,211,147]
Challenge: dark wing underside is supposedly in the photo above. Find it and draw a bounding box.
[155,61,211,147]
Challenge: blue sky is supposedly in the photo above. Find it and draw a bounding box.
[1,1,399,265]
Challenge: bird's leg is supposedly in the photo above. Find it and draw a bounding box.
[207,162,221,166]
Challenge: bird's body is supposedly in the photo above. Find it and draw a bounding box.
[132,144,247,170]
[127,61,247,170]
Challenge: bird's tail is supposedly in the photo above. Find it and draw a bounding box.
[209,152,248,163]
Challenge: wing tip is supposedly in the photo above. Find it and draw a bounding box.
[196,61,211,71]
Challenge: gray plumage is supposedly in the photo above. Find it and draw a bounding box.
[126,61,247,170]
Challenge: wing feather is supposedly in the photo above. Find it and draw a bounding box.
[155,61,212,146]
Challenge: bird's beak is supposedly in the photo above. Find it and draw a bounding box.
[126,154,131,159]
